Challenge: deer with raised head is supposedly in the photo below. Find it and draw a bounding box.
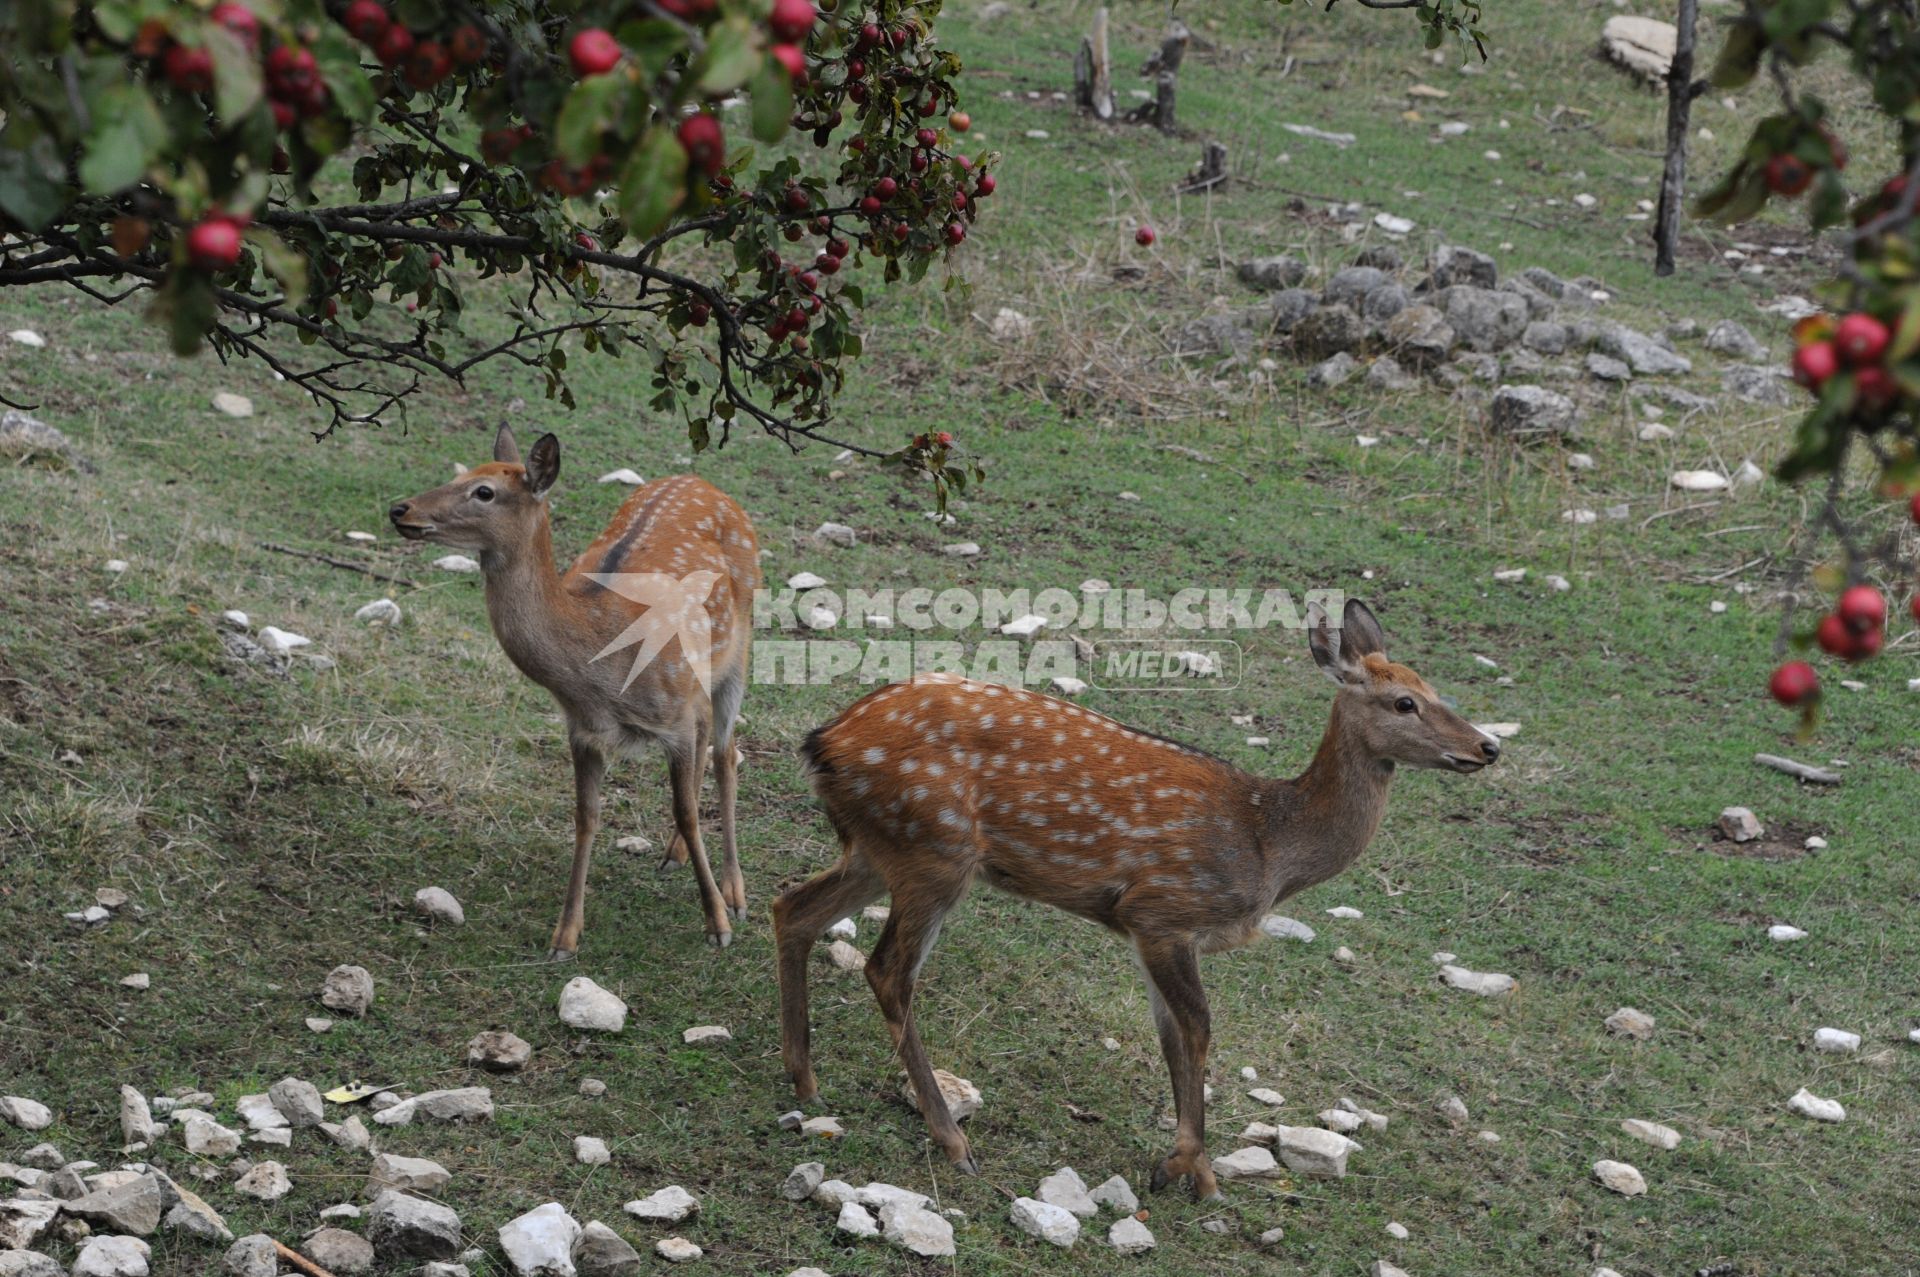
[774,599,1499,1197]
[389,425,760,957]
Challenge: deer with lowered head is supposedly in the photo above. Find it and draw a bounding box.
[774,598,1499,1198]
[389,425,760,957]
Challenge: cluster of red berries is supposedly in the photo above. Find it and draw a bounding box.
[1791,310,1899,412]
[1761,126,1846,199]
[143,4,331,128]
[1771,564,1918,707]
[341,0,489,91]
[910,431,955,448]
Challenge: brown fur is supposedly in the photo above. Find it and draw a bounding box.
[773,599,1498,1195]
[390,426,760,955]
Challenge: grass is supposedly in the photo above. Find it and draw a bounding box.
[4,2,1919,1275]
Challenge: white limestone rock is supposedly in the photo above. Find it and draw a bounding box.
[880,1202,955,1257]
[1620,1119,1680,1150]
[1109,1215,1155,1255]
[834,1202,877,1238]
[1009,1197,1078,1247]
[498,1202,581,1276]
[412,887,465,925]
[1788,1088,1845,1123]
[1592,1160,1647,1197]
[623,1186,698,1224]
[559,978,627,1032]
[1438,965,1515,996]
[1035,1167,1096,1217]
[1088,1174,1137,1214]
[1213,1146,1282,1180]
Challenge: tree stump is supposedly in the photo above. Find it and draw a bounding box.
[1125,19,1189,133]
[1073,7,1114,120]
[1178,142,1229,194]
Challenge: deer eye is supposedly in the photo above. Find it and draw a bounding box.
[1394,696,1418,714]
[472,484,494,502]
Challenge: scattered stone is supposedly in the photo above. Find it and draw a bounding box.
[1371,1263,1411,1277]
[368,1190,464,1261]
[1638,422,1675,442]
[74,1236,150,1277]
[320,1204,362,1221]
[1323,266,1388,308]
[1382,304,1455,368]
[268,1077,325,1128]
[1102,1214,1153,1255]
[902,1069,982,1121]
[1769,924,1808,942]
[1704,320,1767,361]
[1586,352,1632,382]
[624,1186,698,1224]
[835,1202,878,1238]
[824,940,866,972]
[0,1097,53,1131]
[0,1249,63,1277]
[1089,1175,1137,1214]
[1320,1108,1363,1133]
[235,1095,289,1134]
[1386,1221,1410,1240]
[1333,945,1358,964]
[1438,965,1515,996]
[1307,351,1358,389]
[367,1154,451,1197]
[1723,364,1792,405]
[1010,1197,1079,1247]
[1213,1146,1282,1180]
[466,1030,533,1072]
[940,541,981,559]
[1362,283,1409,327]
[305,1228,375,1274]
[1036,1167,1097,1217]
[1592,1160,1647,1197]
[1595,324,1691,375]
[1717,807,1763,842]
[1437,1094,1470,1126]
[1489,385,1577,440]
[433,555,480,573]
[1294,305,1366,360]
[780,1162,824,1202]
[499,1202,581,1276]
[775,1110,804,1132]
[880,1202,954,1257]
[1814,1027,1861,1054]
[577,1078,607,1098]
[1789,1088,1845,1122]
[654,1237,702,1263]
[320,965,376,1017]
[1366,356,1418,391]
[321,1116,370,1152]
[798,1115,843,1139]
[559,978,627,1032]
[811,1179,857,1207]
[20,1145,64,1171]
[1438,286,1528,352]
[119,973,150,991]
[1,1199,61,1251]
[989,308,1033,341]
[573,1220,641,1277]
[1429,244,1498,290]
[1239,256,1308,291]
[1621,1119,1681,1150]
[372,1088,493,1126]
[211,392,254,418]
[681,1024,730,1046]
[574,1137,611,1166]
[787,570,829,590]
[66,1174,163,1236]
[182,1116,242,1157]
[1605,1007,1656,1040]
[116,1089,162,1148]
[1273,1126,1353,1178]
[1260,915,1315,943]
[1258,1227,1286,1246]
[412,887,465,925]
[233,1161,290,1202]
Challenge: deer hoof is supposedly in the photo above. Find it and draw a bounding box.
[707,929,733,949]
[727,902,749,921]
[545,946,578,964]
[1149,1165,1172,1193]
[951,1153,980,1176]
[655,854,683,874]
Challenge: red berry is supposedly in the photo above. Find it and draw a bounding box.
[937,431,954,445]
[1763,153,1812,198]
[569,28,622,78]
[974,173,996,197]
[916,127,938,148]
[918,97,937,117]
[846,59,865,78]
[891,27,910,49]
[575,232,598,250]
[949,111,970,132]
[405,40,453,88]
[689,302,711,326]
[271,99,296,129]
[771,43,806,80]
[449,24,488,65]
[859,196,882,216]
[785,186,810,212]
[373,23,414,67]
[1791,340,1838,389]
[1855,364,1898,409]
[677,113,726,176]
[480,128,521,164]
[1135,226,1156,246]
[816,253,840,274]
[798,270,820,292]
[1912,592,1920,624]
[891,222,909,241]
[161,45,214,93]
[1815,613,1859,658]
[210,3,260,47]
[342,0,390,42]
[324,298,339,318]
[769,0,817,44]
[1834,312,1890,366]
[872,176,897,201]
[785,307,808,331]
[1851,626,1883,660]
[185,217,242,271]
[857,22,882,49]
[1769,660,1819,707]
[826,237,848,258]
[1911,491,1920,527]
[1837,585,1886,634]
[943,222,966,246]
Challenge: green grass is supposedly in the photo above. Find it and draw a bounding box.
[4,3,1919,1275]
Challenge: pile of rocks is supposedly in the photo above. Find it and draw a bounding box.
[1179,242,1790,440]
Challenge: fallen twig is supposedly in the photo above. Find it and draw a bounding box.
[260,541,422,589]
[273,1240,340,1277]
[1754,753,1842,785]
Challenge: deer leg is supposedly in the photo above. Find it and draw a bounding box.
[772,848,885,1102]
[866,871,975,1174]
[656,748,705,873]
[1138,940,1218,1201]
[547,737,606,962]
[666,722,732,948]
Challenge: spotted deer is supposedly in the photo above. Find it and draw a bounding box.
[774,599,1499,1197]
[389,425,760,956]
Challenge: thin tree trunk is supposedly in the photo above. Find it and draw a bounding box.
[1654,0,1700,276]
[1090,7,1113,121]
[1152,20,1189,134]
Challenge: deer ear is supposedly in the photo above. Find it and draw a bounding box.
[1340,598,1388,662]
[1307,603,1346,685]
[524,432,560,495]
[493,422,521,464]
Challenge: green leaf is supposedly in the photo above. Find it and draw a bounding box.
[78,84,166,194]
[0,135,70,230]
[153,270,217,356]
[1891,291,1920,363]
[617,126,688,239]
[313,31,377,124]
[246,228,308,308]
[207,27,264,124]
[697,17,762,95]
[1709,22,1764,89]
[748,57,792,144]
[556,73,626,165]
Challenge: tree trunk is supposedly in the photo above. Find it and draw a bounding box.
[1178,141,1229,193]
[1073,8,1114,120]
[1654,0,1700,276]
[1152,20,1189,134]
